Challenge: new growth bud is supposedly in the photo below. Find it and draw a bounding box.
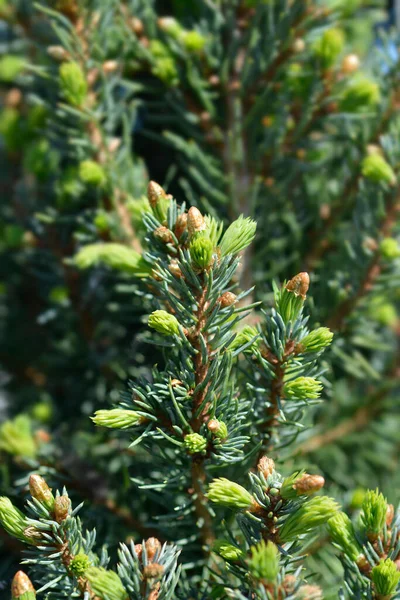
[207,478,255,510]
[70,553,91,577]
[0,497,29,542]
[54,495,71,523]
[297,327,333,353]
[219,215,257,256]
[361,154,396,185]
[184,433,207,455]
[11,571,36,599]
[286,272,309,299]
[361,489,387,539]
[29,475,55,511]
[281,472,325,499]
[284,377,323,400]
[207,419,228,440]
[148,310,180,336]
[371,559,400,598]
[213,539,244,561]
[189,235,214,269]
[257,456,275,478]
[279,496,339,542]
[147,181,170,222]
[79,160,106,187]
[313,28,345,68]
[92,409,143,429]
[187,206,206,236]
[145,537,162,562]
[327,512,362,561]
[247,540,280,582]
[59,62,87,107]
[218,292,237,307]
[380,238,400,260]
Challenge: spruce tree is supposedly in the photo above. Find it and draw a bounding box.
[1,1,400,599]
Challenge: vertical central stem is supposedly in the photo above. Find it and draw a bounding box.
[190,280,215,550]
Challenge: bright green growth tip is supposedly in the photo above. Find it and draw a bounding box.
[0,54,25,82]
[148,310,180,336]
[207,478,254,510]
[0,497,29,542]
[74,243,151,277]
[380,238,400,260]
[371,559,400,596]
[59,61,88,107]
[327,512,362,561]
[361,154,396,185]
[184,433,207,455]
[85,567,127,600]
[70,553,91,577]
[361,489,387,536]
[190,235,214,269]
[0,414,37,459]
[92,409,142,430]
[79,160,106,187]
[213,540,244,561]
[298,327,333,353]
[279,496,339,542]
[340,77,380,112]
[182,30,206,52]
[219,215,257,257]
[313,28,345,68]
[248,540,280,582]
[284,376,323,400]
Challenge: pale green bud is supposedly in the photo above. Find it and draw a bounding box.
[207,478,255,510]
[230,326,259,353]
[275,273,309,323]
[219,215,257,257]
[372,559,400,597]
[92,409,143,430]
[0,497,29,542]
[148,310,180,336]
[213,540,244,561]
[150,41,178,86]
[31,401,52,423]
[350,488,367,509]
[181,30,206,52]
[298,327,333,353]
[279,496,339,542]
[157,17,182,38]
[59,62,87,107]
[0,415,36,459]
[74,243,151,277]
[327,512,362,561]
[207,419,228,440]
[29,475,55,511]
[373,303,398,327]
[0,55,25,82]
[361,489,387,537]
[11,571,36,599]
[189,235,214,269]
[340,77,380,112]
[247,540,280,582]
[184,433,207,455]
[313,28,345,68]
[361,154,396,185]
[79,160,106,187]
[85,567,127,600]
[380,238,400,260]
[70,553,91,577]
[284,377,323,400]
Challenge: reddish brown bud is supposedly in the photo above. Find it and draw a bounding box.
[11,571,35,598]
[170,379,183,387]
[169,260,182,278]
[187,207,206,236]
[154,226,173,244]
[298,585,323,599]
[29,475,54,510]
[147,181,167,209]
[145,537,162,562]
[54,495,71,523]
[286,272,310,299]
[174,213,187,239]
[386,503,395,527]
[257,456,275,478]
[218,292,237,307]
[143,563,164,580]
[293,473,325,496]
[6,88,22,108]
[134,543,143,560]
[207,419,220,433]
[130,17,144,36]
